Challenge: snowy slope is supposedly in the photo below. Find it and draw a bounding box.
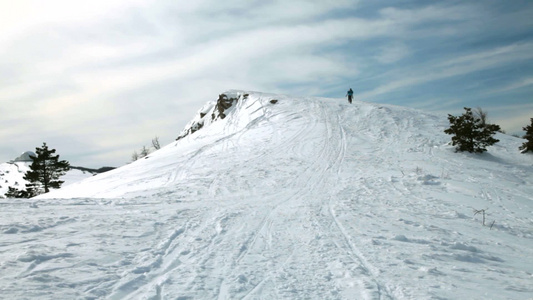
[0,162,95,198]
[0,162,30,196]
[2,91,532,299]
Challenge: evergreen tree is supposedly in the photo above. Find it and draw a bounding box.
[24,143,70,195]
[444,107,501,153]
[519,118,533,153]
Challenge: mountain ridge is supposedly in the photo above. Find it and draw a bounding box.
[37,90,527,199]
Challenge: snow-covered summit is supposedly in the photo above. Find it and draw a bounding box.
[4,91,533,299]
[39,90,454,199]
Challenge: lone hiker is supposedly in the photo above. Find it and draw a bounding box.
[346,88,354,104]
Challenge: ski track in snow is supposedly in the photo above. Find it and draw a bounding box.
[1,92,532,299]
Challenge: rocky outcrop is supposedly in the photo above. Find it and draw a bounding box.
[176,92,248,141]
[213,94,238,120]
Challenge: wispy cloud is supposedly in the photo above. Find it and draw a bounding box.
[358,42,533,99]
[1,0,532,166]
[375,43,410,64]
[487,77,533,94]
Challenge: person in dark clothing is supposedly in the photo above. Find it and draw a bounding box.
[346,88,354,104]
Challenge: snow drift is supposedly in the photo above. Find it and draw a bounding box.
[3,91,533,299]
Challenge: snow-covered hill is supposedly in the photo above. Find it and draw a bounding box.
[2,91,532,299]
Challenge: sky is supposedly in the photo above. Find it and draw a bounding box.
[1,0,532,168]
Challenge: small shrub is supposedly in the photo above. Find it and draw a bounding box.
[5,187,30,198]
[152,136,161,150]
[132,151,139,161]
[519,118,533,153]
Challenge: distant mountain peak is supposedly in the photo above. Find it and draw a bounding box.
[13,151,36,162]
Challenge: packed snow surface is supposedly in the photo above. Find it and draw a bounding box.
[1,91,532,299]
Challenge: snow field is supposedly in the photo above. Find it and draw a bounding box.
[1,91,532,299]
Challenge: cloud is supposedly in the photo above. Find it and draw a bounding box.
[1,0,532,166]
[411,98,466,113]
[487,77,533,94]
[0,0,151,48]
[375,43,410,64]
[490,105,533,134]
[435,43,533,69]
[357,42,533,100]
[379,4,474,21]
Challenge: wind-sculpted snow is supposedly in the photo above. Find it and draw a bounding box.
[2,91,532,299]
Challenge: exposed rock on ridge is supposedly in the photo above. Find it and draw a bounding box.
[176,92,248,141]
